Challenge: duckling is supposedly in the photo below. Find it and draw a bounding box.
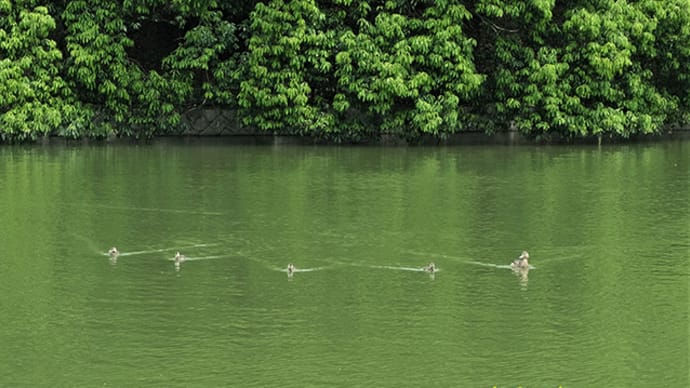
[108,247,119,258]
[174,252,186,268]
[510,251,529,269]
[286,263,296,276]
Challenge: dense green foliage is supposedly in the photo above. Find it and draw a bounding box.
[1,0,690,142]
[0,1,77,140]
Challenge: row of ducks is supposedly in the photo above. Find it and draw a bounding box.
[108,247,530,273]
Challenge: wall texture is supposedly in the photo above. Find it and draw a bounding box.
[172,109,690,145]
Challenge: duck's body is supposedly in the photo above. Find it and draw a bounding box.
[108,247,119,258]
[286,263,296,276]
[174,252,186,267]
[510,251,530,269]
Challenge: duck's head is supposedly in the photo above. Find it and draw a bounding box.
[519,251,529,260]
[109,247,119,257]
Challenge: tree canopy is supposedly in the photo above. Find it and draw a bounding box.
[1,0,689,142]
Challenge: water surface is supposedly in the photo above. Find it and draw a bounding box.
[0,141,688,387]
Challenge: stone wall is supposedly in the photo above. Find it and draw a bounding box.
[177,108,255,136]
[175,108,690,145]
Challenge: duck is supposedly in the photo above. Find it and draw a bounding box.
[424,262,437,273]
[286,263,296,276]
[510,251,530,269]
[174,252,186,267]
[108,247,119,258]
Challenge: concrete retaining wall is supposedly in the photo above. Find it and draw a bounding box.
[172,108,690,145]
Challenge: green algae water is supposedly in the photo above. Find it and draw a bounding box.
[0,141,688,387]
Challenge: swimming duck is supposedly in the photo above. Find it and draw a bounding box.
[287,263,296,276]
[424,262,437,273]
[174,252,186,266]
[510,251,529,269]
[108,247,119,258]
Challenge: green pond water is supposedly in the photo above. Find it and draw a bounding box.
[0,141,688,387]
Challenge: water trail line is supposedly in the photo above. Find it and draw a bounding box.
[367,265,430,272]
[400,249,467,262]
[232,251,352,274]
[465,261,514,269]
[269,261,338,273]
[166,254,232,262]
[314,253,437,273]
[401,248,544,270]
[459,260,536,270]
[64,202,224,216]
[280,267,329,274]
[69,233,104,255]
[218,250,303,273]
[315,256,355,269]
[287,255,411,273]
[105,242,221,257]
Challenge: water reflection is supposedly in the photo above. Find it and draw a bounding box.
[173,251,186,271]
[509,250,530,289]
[107,247,119,265]
[108,247,120,258]
[512,266,529,289]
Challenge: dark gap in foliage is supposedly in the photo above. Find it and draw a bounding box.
[127,21,184,72]
[467,13,494,76]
